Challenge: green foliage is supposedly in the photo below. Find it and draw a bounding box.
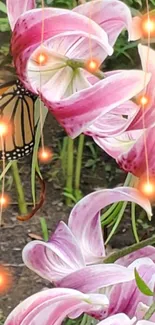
[0,1,10,32]
[40,217,49,241]
[123,0,155,10]
[37,0,77,9]
[0,1,7,13]
[134,268,154,296]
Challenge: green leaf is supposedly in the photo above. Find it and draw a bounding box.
[0,1,7,13]
[40,217,48,241]
[0,18,10,32]
[31,100,48,204]
[134,268,154,296]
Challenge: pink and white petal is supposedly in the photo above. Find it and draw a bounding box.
[22,221,85,283]
[117,126,155,177]
[69,293,109,320]
[128,45,155,131]
[74,0,132,61]
[112,100,139,115]
[58,264,134,292]
[108,258,155,317]
[41,70,151,138]
[136,302,155,322]
[4,288,100,325]
[93,130,142,160]
[136,320,154,325]
[116,246,155,266]
[68,187,152,264]
[11,8,113,90]
[98,314,136,325]
[85,103,139,138]
[6,0,35,30]
[130,16,142,41]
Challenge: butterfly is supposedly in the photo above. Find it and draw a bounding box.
[0,79,37,160]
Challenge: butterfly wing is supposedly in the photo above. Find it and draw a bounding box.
[0,80,37,160]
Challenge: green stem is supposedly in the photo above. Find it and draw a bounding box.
[11,161,27,214]
[40,217,48,241]
[143,302,155,320]
[75,134,85,197]
[60,136,68,177]
[105,201,128,244]
[101,202,123,226]
[104,235,155,264]
[66,137,74,206]
[66,59,105,80]
[101,173,132,221]
[131,202,139,243]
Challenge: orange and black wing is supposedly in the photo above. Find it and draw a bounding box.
[0,80,37,160]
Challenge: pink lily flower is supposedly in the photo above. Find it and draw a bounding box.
[3,287,154,325]
[105,254,155,321]
[97,314,154,325]
[9,0,151,137]
[22,187,151,289]
[89,44,155,178]
[3,287,110,325]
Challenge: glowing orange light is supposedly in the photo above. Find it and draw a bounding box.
[141,16,155,37]
[142,181,154,195]
[85,58,100,73]
[137,95,149,107]
[0,194,10,209]
[38,147,53,163]
[35,51,48,66]
[0,122,8,137]
[0,265,13,294]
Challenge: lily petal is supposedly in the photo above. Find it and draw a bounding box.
[6,0,35,30]
[93,130,142,159]
[108,258,155,318]
[136,302,155,322]
[68,188,152,263]
[22,221,85,283]
[137,320,154,325]
[130,16,142,41]
[41,70,151,138]
[128,45,155,131]
[74,0,132,61]
[4,288,105,325]
[117,126,155,177]
[98,314,136,325]
[58,264,134,292]
[116,246,155,266]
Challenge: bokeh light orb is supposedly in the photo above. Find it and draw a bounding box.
[85,58,101,73]
[137,95,149,107]
[0,265,13,294]
[38,147,53,163]
[0,122,9,137]
[0,193,10,209]
[141,15,155,37]
[34,50,48,66]
[139,178,155,201]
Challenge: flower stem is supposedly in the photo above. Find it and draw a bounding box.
[11,161,27,214]
[131,202,139,243]
[66,137,74,206]
[101,173,132,221]
[75,134,85,199]
[104,235,155,264]
[60,136,68,177]
[143,302,155,320]
[66,59,105,79]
